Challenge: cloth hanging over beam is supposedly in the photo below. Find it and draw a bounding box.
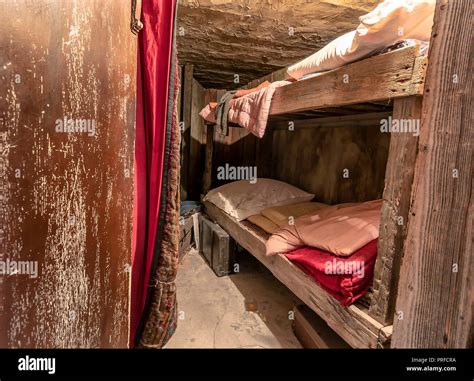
[131,0,180,348]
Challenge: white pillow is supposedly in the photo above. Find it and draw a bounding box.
[287,0,435,80]
[203,179,315,221]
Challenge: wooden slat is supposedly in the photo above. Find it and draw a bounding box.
[269,117,390,205]
[269,112,392,130]
[293,305,351,348]
[188,78,206,200]
[255,127,273,178]
[180,64,194,200]
[270,45,426,116]
[392,0,473,348]
[204,201,390,348]
[369,97,423,324]
[201,124,214,196]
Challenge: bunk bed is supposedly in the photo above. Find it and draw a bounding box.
[200,43,428,348]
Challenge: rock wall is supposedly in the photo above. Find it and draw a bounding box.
[177,0,378,88]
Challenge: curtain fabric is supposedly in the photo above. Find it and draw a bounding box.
[131,0,180,348]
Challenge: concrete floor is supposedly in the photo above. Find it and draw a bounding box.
[165,248,302,348]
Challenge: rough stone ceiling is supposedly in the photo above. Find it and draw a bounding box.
[177,0,379,89]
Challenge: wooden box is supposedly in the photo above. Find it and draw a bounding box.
[293,305,351,349]
[199,215,236,277]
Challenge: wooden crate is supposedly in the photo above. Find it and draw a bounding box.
[293,305,351,349]
[200,215,236,277]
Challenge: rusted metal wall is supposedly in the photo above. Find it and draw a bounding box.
[0,0,136,348]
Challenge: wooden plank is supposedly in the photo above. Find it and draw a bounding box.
[369,97,423,325]
[293,305,351,349]
[255,127,274,179]
[188,78,206,200]
[202,124,215,196]
[392,0,473,348]
[270,45,425,116]
[204,202,389,348]
[270,119,390,205]
[243,67,292,90]
[180,64,193,200]
[0,0,135,348]
[269,112,392,130]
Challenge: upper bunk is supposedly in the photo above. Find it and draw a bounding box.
[268,44,427,118]
[202,43,427,131]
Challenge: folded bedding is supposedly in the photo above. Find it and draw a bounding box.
[285,240,378,306]
[287,0,435,79]
[261,201,329,227]
[247,201,329,234]
[246,214,279,234]
[266,199,382,257]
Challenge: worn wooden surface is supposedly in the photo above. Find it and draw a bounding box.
[180,64,193,200]
[188,78,206,200]
[202,123,214,195]
[392,0,474,348]
[270,45,426,115]
[204,201,389,348]
[200,215,235,277]
[0,0,136,348]
[293,305,351,349]
[269,117,390,205]
[369,97,423,325]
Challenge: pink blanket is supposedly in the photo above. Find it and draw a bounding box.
[266,200,383,257]
[199,81,290,138]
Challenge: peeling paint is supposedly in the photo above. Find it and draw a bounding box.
[1,0,136,348]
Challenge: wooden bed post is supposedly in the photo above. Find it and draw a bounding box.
[391,0,473,348]
[369,96,422,325]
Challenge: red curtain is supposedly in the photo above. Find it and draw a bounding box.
[131,0,178,347]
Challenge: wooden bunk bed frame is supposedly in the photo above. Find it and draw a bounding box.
[201,44,428,348]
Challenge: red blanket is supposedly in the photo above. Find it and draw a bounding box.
[285,240,378,306]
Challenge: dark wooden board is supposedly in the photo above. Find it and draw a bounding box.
[0,0,136,348]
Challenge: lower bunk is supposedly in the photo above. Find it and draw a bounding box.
[204,200,393,349]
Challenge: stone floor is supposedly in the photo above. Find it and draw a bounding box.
[165,248,302,349]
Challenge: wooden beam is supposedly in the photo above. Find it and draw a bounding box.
[201,124,215,196]
[204,201,390,348]
[269,112,392,130]
[180,64,193,200]
[369,97,422,324]
[188,78,206,200]
[392,0,473,348]
[270,45,427,115]
[243,67,292,90]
